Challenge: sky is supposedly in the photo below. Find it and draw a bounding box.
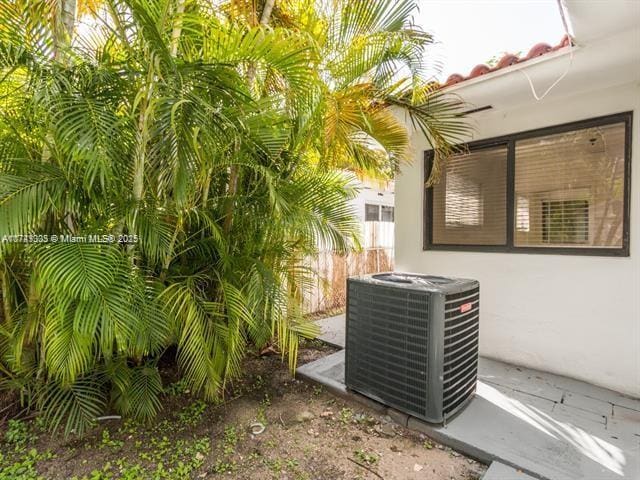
[414,0,569,81]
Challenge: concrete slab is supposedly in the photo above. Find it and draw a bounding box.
[552,403,607,427]
[482,462,538,480]
[314,314,345,348]
[479,358,565,403]
[296,349,346,396]
[488,382,557,414]
[297,351,640,480]
[563,391,613,417]
[606,416,640,443]
[478,358,640,417]
[613,405,640,425]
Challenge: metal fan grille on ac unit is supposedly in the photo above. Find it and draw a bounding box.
[346,282,430,419]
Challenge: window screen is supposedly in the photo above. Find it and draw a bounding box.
[381,206,394,222]
[432,146,507,245]
[365,204,379,221]
[514,122,626,248]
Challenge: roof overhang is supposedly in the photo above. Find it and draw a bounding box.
[441,25,640,113]
[564,0,640,42]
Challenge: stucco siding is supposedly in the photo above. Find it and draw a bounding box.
[395,82,640,397]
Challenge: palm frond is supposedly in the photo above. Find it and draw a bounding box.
[127,364,163,422]
[38,374,106,436]
[35,243,121,301]
[0,161,67,236]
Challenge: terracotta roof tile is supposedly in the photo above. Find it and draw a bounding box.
[469,64,491,78]
[525,42,553,59]
[440,34,572,89]
[495,53,519,69]
[444,73,465,87]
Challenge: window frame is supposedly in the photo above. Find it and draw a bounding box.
[423,111,633,257]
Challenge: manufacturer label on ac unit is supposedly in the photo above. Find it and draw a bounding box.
[460,303,473,313]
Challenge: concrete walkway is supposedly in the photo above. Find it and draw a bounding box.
[315,313,346,348]
[306,314,640,480]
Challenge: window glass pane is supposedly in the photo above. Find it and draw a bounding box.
[365,203,380,221]
[516,196,530,232]
[514,122,625,248]
[381,206,394,222]
[432,146,507,245]
[445,173,481,226]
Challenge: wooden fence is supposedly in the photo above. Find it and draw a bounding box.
[302,246,394,315]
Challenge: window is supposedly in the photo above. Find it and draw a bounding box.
[365,204,394,222]
[381,206,394,222]
[431,145,507,246]
[424,112,631,256]
[365,203,380,221]
[514,122,626,249]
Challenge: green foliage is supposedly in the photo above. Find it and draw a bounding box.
[339,407,354,424]
[0,0,467,437]
[0,420,51,480]
[353,448,379,465]
[221,425,239,456]
[100,430,124,450]
[0,448,50,480]
[163,379,188,397]
[176,400,207,426]
[4,420,37,447]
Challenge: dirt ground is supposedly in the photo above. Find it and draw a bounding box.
[0,343,486,479]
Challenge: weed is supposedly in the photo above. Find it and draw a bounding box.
[99,430,124,449]
[0,448,52,480]
[256,404,267,424]
[164,378,189,396]
[339,407,353,424]
[253,374,265,391]
[353,449,378,465]
[247,451,261,461]
[221,425,239,455]
[177,400,207,426]
[255,392,270,424]
[4,420,37,447]
[353,412,375,425]
[264,457,283,474]
[211,459,237,474]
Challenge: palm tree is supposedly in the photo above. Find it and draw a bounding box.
[223,0,469,180]
[0,0,467,435]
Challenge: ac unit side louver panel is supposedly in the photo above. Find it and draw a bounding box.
[443,287,480,416]
[345,273,479,424]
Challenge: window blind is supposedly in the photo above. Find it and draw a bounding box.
[432,146,507,245]
[514,123,626,248]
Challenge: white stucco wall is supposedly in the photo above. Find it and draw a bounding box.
[350,178,395,221]
[395,81,640,398]
[349,177,395,249]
